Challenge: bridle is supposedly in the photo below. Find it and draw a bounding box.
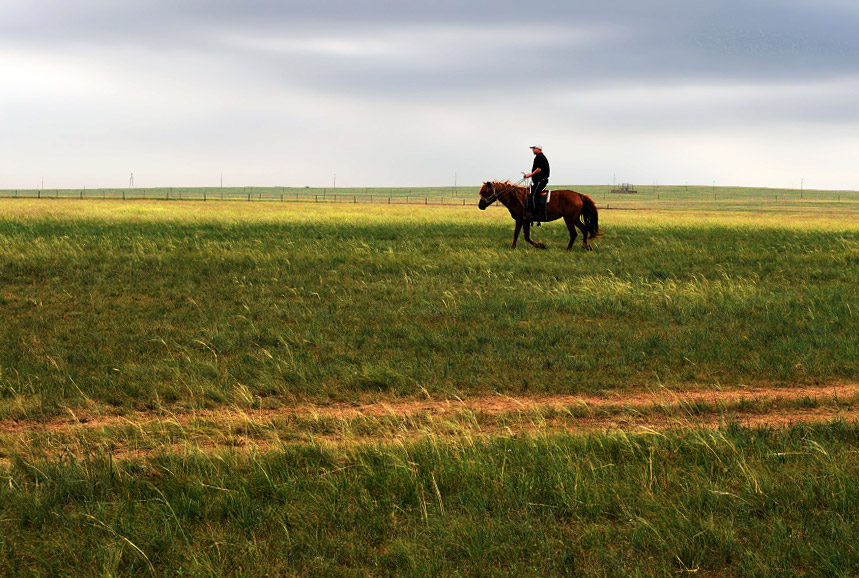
[481,182,501,205]
[481,178,525,206]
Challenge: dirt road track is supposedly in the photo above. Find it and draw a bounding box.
[1,383,857,467]
[2,383,856,437]
[309,382,859,421]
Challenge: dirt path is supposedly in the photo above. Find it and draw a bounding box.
[1,383,857,467]
[308,382,858,420]
[2,382,856,437]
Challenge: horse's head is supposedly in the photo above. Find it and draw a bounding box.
[478,182,499,210]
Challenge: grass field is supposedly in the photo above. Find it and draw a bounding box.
[1,189,858,576]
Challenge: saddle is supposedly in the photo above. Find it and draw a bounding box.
[525,190,551,223]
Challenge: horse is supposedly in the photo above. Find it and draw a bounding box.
[478,181,600,250]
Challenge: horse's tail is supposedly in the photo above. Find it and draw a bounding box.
[579,193,601,239]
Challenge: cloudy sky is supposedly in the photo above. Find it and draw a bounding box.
[2,1,857,190]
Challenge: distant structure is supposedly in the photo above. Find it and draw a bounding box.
[611,182,637,194]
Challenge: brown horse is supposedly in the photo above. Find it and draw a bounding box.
[478,181,600,250]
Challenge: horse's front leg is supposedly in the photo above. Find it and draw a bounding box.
[512,221,523,248]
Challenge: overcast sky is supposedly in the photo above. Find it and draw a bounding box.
[2,1,858,190]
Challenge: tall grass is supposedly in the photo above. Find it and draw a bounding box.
[2,422,859,576]
[1,198,858,576]
[1,201,857,418]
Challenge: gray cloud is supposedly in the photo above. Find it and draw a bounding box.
[6,1,858,80]
[1,0,858,189]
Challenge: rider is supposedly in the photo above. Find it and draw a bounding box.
[524,145,550,221]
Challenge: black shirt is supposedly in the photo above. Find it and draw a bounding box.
[532,152,550,181]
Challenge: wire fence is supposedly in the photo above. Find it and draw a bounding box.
[0,186,481,205]
[2,185,858,213]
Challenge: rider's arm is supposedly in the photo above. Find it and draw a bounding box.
[525,168,541,179]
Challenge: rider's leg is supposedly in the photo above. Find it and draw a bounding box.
[525,184,536,222]
[529,180,547,222]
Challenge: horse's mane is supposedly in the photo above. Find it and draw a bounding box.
[491,180,525,193]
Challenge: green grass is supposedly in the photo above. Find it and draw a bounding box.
[1,195,859,576]
[3,422,859,576]
[0,199,857,419]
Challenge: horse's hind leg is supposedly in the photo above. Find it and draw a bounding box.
[563,215,579,251]
[524,222,546,249]
[578,220,592,251]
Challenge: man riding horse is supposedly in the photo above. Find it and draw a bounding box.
[477,145,599,251]
[524,145,550,223]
